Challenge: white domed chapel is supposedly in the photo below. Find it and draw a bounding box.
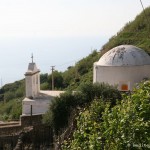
[93,45,150,91]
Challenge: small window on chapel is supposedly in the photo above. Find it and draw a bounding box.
[121,84,128,91]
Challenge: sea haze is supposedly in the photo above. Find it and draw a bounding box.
[0,36,108,85]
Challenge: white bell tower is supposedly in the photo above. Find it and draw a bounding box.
[25,54,40,98]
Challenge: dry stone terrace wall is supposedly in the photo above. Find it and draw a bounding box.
[0,114,42,136]
[0,124,22,136]
[0,124,53,149]
[0,122,19,127]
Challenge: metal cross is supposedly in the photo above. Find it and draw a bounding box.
[31,53,33,63]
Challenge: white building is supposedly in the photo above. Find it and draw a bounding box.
[93,45,150,91]
[22,59,64,116]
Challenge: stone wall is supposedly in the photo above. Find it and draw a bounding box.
[0,124,53,150]
[20,114,43,127]
[0,122,19,127]
[0,125,22,136]
[0,114,42,136]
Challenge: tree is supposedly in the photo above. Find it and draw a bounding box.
[40,73,48,84]
[48,71,64,90]
[102,81,150,149]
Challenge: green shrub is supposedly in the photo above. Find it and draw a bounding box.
[0,99,22,121]
[43,83,121,135]
[4,91,16,102]
[40,82,49,90]
[43,91,86,134]
[63,81,150,150]
[62,99,106,150]
[79,82,121,105]
[15,88,24,98]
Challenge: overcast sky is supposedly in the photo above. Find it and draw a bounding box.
[0,0,150,85]
[0,0,149,38]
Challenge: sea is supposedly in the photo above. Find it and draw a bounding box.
[0,36,108,86]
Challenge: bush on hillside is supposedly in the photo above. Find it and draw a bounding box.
[62,81,150,150]
[43,91,86,135]
[101,81,150,149]
[43,83,121,135]
[0,80,25,102]
[40,82,49,90]
[0,98,22,121]
[4,91,16,102]
[79,82,121,105]
[62,99,106,150]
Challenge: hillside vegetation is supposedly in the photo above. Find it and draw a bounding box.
[62,81,150,149]
[43,83,121,135]
[0,80,24,121]
[101,6,150,55]
[40,50,100,91]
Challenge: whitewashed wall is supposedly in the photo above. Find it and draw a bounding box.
[22,98,51,115]
[93,63,150,91]
[25,72,40,98]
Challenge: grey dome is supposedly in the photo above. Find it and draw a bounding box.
[97,45,150,66]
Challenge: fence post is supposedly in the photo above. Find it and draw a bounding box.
[30,105,32,125]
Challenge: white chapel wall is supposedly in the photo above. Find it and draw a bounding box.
[93,64,150,91]
[22,99,51,115]
[25,76,33,98]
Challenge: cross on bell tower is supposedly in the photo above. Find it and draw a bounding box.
[31,53,34,63]
[25,54,40,98]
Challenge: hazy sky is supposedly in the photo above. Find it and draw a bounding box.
[0,0,149,85]
[0,0,149,38]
